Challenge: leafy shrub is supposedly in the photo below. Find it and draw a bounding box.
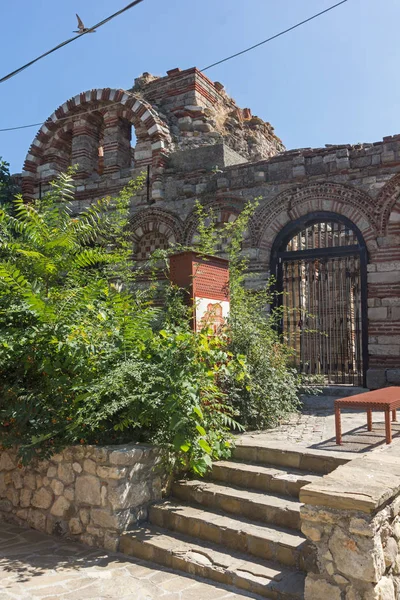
[191,199,305,429]
[0,171,244,472]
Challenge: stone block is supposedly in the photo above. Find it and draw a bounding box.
[108,480,151,511]
[31,488,53,510]
[369,272,400,284]
[69,517,83,535]
[6,488,19,507]
[391,307,400,321]
[57,463,75,485]
[20,489,32,508]
[50,479,64,496]
[387,369,400,384]
[47,465,57,478]
[50,496,71,518]
[0,499,12,512]
[369,345,400,356]
[91,508,129,531]
[75,475,101,506]
[24,473,36,490]
[304,576,342,600]
[83,459,96,474]
[11,470,23,489]
[108,446,144,466]
[368,307,388,320]
[0,452,16,471]
[328,527,384,582]
[366,369,387,390]
[27,509,46,532]
[178,116,193,131]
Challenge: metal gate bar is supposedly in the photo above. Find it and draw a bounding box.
[280,221,364,386]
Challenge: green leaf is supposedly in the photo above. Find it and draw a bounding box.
[196,424,206,436]
[193,406,203,420]
[198,438,212,454]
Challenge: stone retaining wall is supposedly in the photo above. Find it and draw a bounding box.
[300,451,400,599]
[0,443,163,551]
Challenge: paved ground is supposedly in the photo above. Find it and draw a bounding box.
[238,397,400,453]
[0,521,263,600]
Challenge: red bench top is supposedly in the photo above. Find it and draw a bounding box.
[335,387,400,410]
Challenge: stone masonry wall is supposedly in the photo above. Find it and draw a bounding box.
[19,66,400,385]
[300,452,400,600]
[0,443,163,552]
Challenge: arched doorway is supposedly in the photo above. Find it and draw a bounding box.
[271,212,368,387]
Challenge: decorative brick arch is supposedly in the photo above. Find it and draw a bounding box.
[129,208,184,259]
[183,197,256,246]
[376,173,400,234]
[22,88,172,198]
[255,182,378,262]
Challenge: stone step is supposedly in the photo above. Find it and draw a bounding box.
[120,525,306,600]
[149,501,314,570]
[301,386,369,410]
[211,461,323,498]
[233,442,354,474]
[318,386,368,397]
[171,480,301,530]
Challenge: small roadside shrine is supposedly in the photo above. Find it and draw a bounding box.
[169,251,229,333]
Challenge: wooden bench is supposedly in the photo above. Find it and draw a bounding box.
[335,387,400,445]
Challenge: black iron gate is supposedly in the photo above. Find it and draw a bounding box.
[271,213,368,387]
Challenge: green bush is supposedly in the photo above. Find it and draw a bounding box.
[192,199,304,430]
[0,171,244,472]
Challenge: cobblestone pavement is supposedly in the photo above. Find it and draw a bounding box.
[0,521,263,600]
[238,400,400,453]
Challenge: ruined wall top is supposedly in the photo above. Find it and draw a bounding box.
[129,67,285,161]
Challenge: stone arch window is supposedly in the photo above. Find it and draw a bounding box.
[23,89,172,200]
[136,230,171,260]
[131,210,183,262]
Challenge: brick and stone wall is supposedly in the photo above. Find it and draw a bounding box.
[300,450,400,599]
[0,443,163,551]
[19,66,400,387]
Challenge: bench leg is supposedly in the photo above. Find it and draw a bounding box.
[392,409,397,422]
[367,409,373,431]
[335,407,342,445]
[385,408,392,444]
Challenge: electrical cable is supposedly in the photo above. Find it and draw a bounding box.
[0,0,349,134]
[201,0,348,71]
[0,0,145,84]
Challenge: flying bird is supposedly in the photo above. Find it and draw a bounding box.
[74,14,96,34]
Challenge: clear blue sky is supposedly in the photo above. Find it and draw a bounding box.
[0,0,399,173]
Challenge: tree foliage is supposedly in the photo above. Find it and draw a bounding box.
[0,158,15,205]
[0,171,244,472]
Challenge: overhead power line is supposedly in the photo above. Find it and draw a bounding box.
[0,0,145,84]
[201,0,348,71]
[0,0,349,134]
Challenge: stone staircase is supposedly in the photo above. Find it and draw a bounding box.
[120,443,353,599]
